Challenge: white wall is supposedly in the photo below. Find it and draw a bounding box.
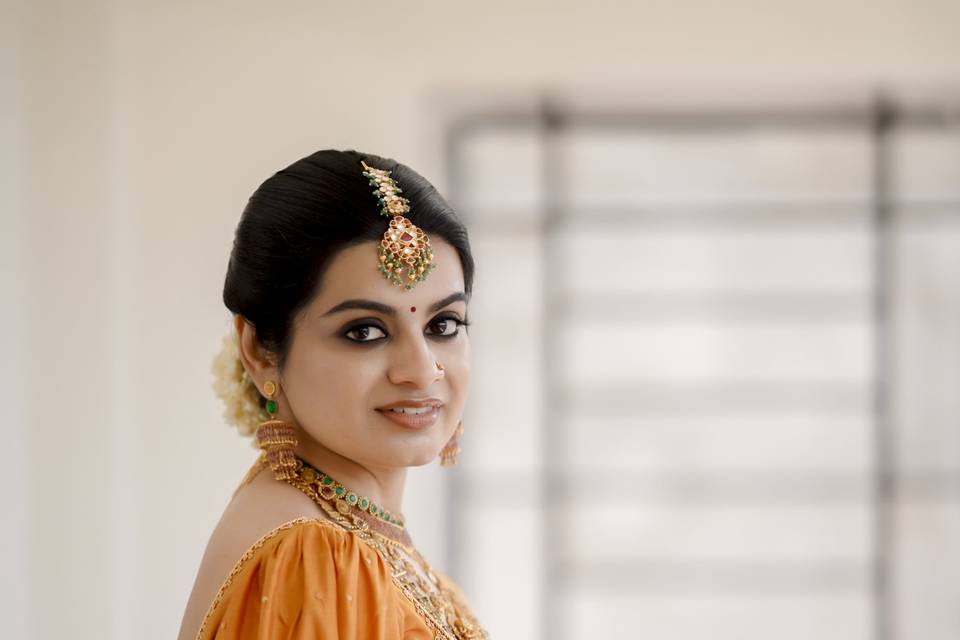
[4,1,960,638]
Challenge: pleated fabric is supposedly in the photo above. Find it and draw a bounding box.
[196,518,434,640]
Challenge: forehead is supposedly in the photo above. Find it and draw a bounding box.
[309,239,465,312]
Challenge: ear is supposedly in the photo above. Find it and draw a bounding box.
[234,314,279,396]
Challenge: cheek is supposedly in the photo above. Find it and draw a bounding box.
[446,342,471,407]
[285,348,377,419]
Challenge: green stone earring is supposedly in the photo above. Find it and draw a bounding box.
[255,379,298,481]
[263,380,279,416]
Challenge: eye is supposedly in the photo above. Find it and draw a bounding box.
[344,323,388,343]
[426,315,468,338]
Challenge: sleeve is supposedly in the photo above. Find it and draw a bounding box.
[197,519,429,640]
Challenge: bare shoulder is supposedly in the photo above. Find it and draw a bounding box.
[177,467,333,640]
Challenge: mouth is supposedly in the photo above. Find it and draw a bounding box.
[376,403,443,430]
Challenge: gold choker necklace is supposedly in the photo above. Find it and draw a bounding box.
[283,456,413,549]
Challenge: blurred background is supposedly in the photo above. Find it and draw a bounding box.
[2,1,959,639]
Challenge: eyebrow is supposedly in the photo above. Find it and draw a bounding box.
[322,291,468,318]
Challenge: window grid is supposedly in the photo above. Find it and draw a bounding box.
[443,95,960,640]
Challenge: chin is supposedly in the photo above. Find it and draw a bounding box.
[402,447,445,468]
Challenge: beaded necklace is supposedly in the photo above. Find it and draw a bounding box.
[285,456,413,549]
[298,461,405,526]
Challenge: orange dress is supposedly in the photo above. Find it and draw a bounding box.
[195,465,489,639]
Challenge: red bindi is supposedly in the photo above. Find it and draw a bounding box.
[410,306,417,312]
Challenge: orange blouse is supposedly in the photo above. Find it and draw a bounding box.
[195,517,487,639]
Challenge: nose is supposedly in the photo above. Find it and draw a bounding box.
[386,331,442,389]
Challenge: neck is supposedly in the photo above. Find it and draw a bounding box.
[291,424,407,519]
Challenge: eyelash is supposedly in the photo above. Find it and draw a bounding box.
[342,314,471,344]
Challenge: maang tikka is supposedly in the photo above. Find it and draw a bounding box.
[361,160,436,289]
[255,380,298,480]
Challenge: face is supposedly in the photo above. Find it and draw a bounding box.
[278,239,470,470]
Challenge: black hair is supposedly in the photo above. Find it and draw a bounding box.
[222,149,474,370]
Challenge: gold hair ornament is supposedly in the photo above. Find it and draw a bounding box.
[361,160,435,290]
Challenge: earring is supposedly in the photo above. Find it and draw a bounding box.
[440,420,464,467]
[255,380,299,481]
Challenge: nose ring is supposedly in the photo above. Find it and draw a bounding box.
[435,360,445,374]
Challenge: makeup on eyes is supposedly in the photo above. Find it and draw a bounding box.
[340,312,469,344]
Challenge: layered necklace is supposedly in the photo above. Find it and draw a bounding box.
[248,453,489,639]
[284,455,414,548]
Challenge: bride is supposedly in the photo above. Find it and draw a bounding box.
[177,149,488,639]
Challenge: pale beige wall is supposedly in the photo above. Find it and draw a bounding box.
[4,1,960,638]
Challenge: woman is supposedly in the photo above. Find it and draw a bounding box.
[178,149,489,639]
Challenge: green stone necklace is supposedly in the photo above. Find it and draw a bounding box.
[293,457,406,528]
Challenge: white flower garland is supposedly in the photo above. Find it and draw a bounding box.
[211,330,269,442]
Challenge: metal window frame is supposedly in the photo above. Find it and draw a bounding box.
[442,93,960,640]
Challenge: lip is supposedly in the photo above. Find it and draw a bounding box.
[377,398,444,410]
[376,399,443,430]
